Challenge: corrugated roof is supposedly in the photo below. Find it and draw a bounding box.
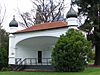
[16,21,67,33]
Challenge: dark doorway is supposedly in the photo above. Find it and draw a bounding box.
[38,51,42,63]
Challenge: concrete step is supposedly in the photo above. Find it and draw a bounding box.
[23,65,55,71]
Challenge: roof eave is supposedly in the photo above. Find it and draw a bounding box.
[13,26,68,34]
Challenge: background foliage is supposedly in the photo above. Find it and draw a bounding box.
[0,28,8,70]
[75,0,100,65]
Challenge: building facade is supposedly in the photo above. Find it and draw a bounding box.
[8,7,80,70]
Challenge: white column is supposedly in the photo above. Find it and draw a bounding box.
[66,17,79,26]
[9,34,16,64]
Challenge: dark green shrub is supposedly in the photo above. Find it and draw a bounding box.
[1,67,12,71]
[0,48,8,70]
[52,29,92,72]
[0,29,8,70]
[88,49,95,63]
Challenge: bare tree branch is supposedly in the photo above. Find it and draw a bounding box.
[18,0,66,27]
[0,4,6,49]
[0,4,6,26]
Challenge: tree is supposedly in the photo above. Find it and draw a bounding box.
[0,4,8,70]
[0,4,6,26]
[18,0,66,27]
[18,11,34,28]
[75,0,100,65]
[0,28,8,70]
[32,0,65,23]
[0,4,6,49]
[52,29,92,72]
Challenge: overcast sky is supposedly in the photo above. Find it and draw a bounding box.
[0,0,79,31]
[0,0,33,30]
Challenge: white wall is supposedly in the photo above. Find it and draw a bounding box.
[16,45,35,59]
[16,45,52,59]
[16,43,53,65]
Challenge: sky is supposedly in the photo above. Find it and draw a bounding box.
[0,0,80,31]
[0,0,33,30]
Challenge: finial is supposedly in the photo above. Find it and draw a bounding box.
[13,15,15,20]
[71,0,73,7]
[71,0,75,6]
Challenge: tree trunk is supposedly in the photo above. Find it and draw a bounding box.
[0,27,1,48]
[94,43,100,65]
[94,28,100,65]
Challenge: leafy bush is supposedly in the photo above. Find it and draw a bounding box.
[1,67,12,71]
[88,49,95,63]
[52,29,92,72]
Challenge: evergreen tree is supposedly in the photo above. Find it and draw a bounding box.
[52,29,92,72]
[0,28,8,70]
[75,0,100,65]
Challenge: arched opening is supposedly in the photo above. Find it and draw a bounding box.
[15,36,58,65]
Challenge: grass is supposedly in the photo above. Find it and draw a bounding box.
[0,67,100,75]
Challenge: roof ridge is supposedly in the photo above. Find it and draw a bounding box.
[16,21,67,33]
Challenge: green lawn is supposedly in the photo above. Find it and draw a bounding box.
[0,67,100,75]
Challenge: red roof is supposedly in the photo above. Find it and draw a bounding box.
[16,21,68,33]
